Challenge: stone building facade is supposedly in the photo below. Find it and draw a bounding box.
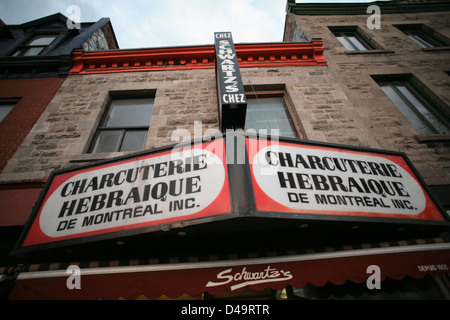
[284,0,450,210]
[3,1,449,212]
[0,42,329,184]
[2,2,450,301]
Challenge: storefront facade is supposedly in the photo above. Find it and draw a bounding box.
[1,3,450,300]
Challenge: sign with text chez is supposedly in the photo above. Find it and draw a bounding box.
[17,138,231,250]
[246,137,446,221]
[214,32,247,130]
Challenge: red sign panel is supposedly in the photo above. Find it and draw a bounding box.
[246,137,445,221]
[20,138,231,248]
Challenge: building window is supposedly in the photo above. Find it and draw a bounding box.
[0,104,14,123]
[12,35,58,56]
[245,91,299,139]
[90,97,154,153]
[329,27,375,51]
[374,76,450,135]
[394,24,448,48]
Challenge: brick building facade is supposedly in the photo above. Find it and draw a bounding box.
[0,78,65,172]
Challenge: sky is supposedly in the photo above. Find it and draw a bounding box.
[0,0,385,49]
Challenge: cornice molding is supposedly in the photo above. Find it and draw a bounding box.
[287,0,450,15]
[0,55,72,79]
[69,40,326,75]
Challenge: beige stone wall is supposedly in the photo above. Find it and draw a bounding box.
[286,10,450,185]
[2,8,450,189]
[0,70,217,181]
[1,65,373,183]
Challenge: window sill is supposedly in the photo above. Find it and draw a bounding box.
[345,49,395,55]
[422,46,450,52]
[415,134,450,143]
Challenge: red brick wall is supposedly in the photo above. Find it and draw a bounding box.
[0,78,65,173]
[0,183,43,226]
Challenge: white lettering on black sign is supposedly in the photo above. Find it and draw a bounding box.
[216,36,245,100]
[214,32,247,129]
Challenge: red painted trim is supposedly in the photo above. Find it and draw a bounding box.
[69,40,327,75]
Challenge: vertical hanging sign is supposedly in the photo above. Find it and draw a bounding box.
[214,32,247,130]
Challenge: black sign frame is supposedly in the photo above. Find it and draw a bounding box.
[242,132,450,230]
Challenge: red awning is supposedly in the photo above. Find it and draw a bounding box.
[9,241,450,300]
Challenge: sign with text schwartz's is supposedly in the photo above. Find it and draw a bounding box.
[19,138,231,249]
[214,32,247,130]
[246,137,446,221]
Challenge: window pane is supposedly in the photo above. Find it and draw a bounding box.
[104,99,154,127]
[408,34,433,48]
[28,36,56,46]
[404,29,445,48]
[23,47,44,56]
[336,36,355,51]
[120,130,148,152]
[246,97,297,138]
[380,85,434,134]
[12,49,24,57]
[0,105,14,123]
[335,31,371,51]
[347,36,368,51]
[91,130,122,153]
[397,85,449,134]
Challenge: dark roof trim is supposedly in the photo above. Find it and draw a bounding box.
[0,55,73,79]
[0,14,71,39]
[61,18,118,54]
[20,13,70,31]
[287,0,450,15]
[0,19,13,38]
[2,14,117,54]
